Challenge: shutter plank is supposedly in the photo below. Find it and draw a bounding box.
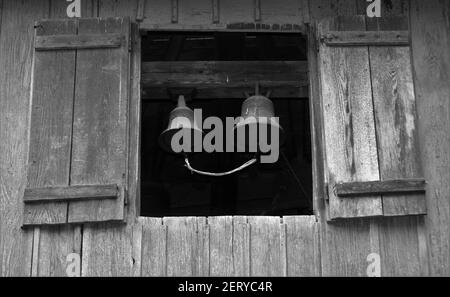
[319,16,382,220]
[24,20,77,226]
[368,17,427,216]
[68,18,130,223]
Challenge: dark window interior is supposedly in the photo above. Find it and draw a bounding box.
[140,32,312,217]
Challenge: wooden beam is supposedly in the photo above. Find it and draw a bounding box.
[142,61,309,99]
[321,30,410,46]
[35,33,123,50]
[24,185,120,203]
[335,179,426,197]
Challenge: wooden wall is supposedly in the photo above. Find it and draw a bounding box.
[0,0,449,276]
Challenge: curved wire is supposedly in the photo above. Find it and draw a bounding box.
[184,156,258,177]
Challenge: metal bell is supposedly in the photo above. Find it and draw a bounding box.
[159,95,202,153]
[235,89,285,152]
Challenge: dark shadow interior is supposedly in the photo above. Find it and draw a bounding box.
[140,31,312,217]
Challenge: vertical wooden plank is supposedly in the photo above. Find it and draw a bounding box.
[50,0,99,18]
[367,17,426,216]
[164,217,209,276]
[284,216,321,276]
[212,0,219,24]
[410,0,450,276]
[68,17,130,223]
[209,216,233,276]
[232,216,250,276]
[377,217,421,276]
[98,0,137,18]
[254,0,261,22]
[321,220,372,276]
[0,0,48,276]
[141,218,167,276]
[318,16,382,219]
[248,217,285,276]
[221,0,253,24]
[171,0,178,23]
[136,0,146,21]
[24,19,77,226]
[127,22,141,221]
[178,0,212,25]
[81,223,134,276]
[35,226,82,276]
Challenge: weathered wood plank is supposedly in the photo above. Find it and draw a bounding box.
[321,30,409,46]
[377,216,422,276]
[209,216,234,276]
[33,226,82,276]
[368,17,427,216]
[142,61,308,99]
[232,216,250,276]
[284,216,320,276]
[0,0,48,276]
[335,179,426,197]
[24,19,77,226]
[140,218,167,276]
[24,184,119,203]
[81,223,136,276]
[248,217,286,276]
[50,0,99,18]
[410,0,450,276]
[68,18,130,223]
[164,217,209,276]
[136,0,146,21]
[318,16,382,220]
[321,219,373,276]
[142,61,308,87]
[35,33,123,50]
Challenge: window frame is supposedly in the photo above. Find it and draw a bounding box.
[131,23,322,221]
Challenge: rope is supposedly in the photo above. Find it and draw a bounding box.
[184,156,257,177]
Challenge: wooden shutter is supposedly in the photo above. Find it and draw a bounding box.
[317,16,427,221]
[24,18,130,226]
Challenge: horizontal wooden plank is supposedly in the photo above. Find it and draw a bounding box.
[335,179,426,197]
[35,33,123,50]
[24,184,119,203]
[140,23,307,33]
[142,61,308,99]
[321,31,410,46]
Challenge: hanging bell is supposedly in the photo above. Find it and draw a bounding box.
[159,95,203,154]
[235,86,285,152]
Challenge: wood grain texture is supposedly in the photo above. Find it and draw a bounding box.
[140,218,167,276]
[35,33,123,50]
[284,216,321,276]
[164,217,209,276]
[33,225,82,276]
[335,179,426,197]
[248,217,286,276]
[24,184,119,203]
[321,30,409,46]
[81,223,137,276]
[142,61,308,99]
[368,17,427,216]
[410,0,450,276]
[377,216,422,276]
[68,18,130,223]
[0,0,48,276]
[24,19,77,226]
[318,16,382,220]
[209,216,234,276]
